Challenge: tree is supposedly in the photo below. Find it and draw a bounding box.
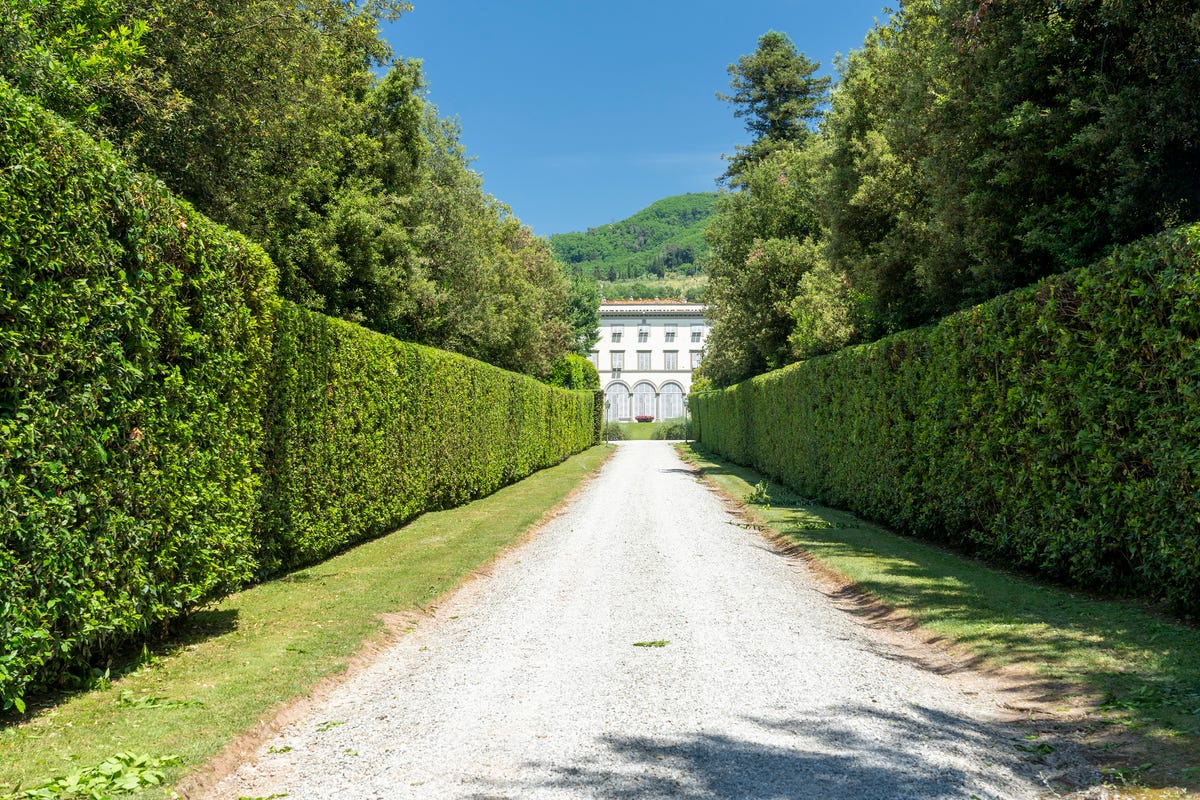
[703,143,829,386]
[820,0,1200,336]
[566,276,601,356]
[0,0,185,137]
[717,31,831,184]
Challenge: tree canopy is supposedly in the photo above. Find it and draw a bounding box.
[0,0,577,377]
[717,30,830,185]
[700,9,1200,386]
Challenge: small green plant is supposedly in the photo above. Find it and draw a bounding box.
[632,640,669,648]
[1013,741,1056,757]
[1101,763,1153,787]
[315,720,346,732]
[745,481,771,507]
[115,691,204,709]
[4,753,182,799]
[603,422,628,441]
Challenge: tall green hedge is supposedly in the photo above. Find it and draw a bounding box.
[0,81,597,712]
[693,224,1200,612]
[0,81,277,710]
[255,303,596,573]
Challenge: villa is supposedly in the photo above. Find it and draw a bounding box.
[589,300,709,422]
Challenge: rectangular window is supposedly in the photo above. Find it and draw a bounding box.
[664,351,678,371]
[637,351,651,371]
[690,350,703,369]
[611,324,623,343]
[611,351,624,371]
[691,324,704,343]
[588,351,599,367]
[637,324,650,343]
[664,323,677,343]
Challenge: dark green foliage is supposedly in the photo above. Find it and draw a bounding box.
[566,275,601,355]
[703,143,831,387]
[550,193,717,283]
[602,422,628,442]
[717,30,830,185]
[1,0,577,378]
[591,390,604,446]
[0,82,276,710]
[653,420,692,441]
[693,226,1200,612]
[255,304,596,573]
[821,0,1200,335]
[546,354,600,392]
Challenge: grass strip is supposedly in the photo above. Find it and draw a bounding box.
[0,445,612,798]
[679,443,1200,798]
[605,419,687,441]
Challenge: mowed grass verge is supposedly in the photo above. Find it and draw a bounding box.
[606,419,688,441]
[0,445,613,798]
[679,444,1200,799]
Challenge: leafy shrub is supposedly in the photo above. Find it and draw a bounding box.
[693,224,1200,612]
[653,420,692,440]
[255,304,596,572]
[745,482,771,507]
[0,81,276,711]
[603,422,628,441]
[546,353,600,391]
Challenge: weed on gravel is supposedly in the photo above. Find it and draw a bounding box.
[0,446,613,798]
[679,443,1200,799]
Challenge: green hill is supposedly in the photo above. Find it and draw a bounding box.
[551,193,718,283]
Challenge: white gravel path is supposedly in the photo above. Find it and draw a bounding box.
[206,440,1065,799]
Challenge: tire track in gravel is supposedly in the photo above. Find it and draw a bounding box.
[203,440,1090,799]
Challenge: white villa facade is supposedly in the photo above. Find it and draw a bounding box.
[589,301,709,422]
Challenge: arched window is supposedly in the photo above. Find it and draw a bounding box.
[633,382,657,419]
[660,382,685,420]
[605,382,630,421]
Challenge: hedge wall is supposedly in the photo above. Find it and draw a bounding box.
[693,224,1200,612]
[255,303,596,573]
[0,81,597,711]
[0,82,277,710]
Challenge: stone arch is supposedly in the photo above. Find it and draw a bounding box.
[632,381,657,419]
[604,381,631,421]
[659,381,685,420]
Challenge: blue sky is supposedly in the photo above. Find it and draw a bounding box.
[380,1,891,236]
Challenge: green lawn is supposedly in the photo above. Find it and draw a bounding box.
[680,443,1200,799]
[605,418,689,441]
[0,446,613,799]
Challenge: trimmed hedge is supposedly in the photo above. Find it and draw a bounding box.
[693,224,1200,612]
[0,81,277,709]
[0,82,598,712]
[255,303,596,573]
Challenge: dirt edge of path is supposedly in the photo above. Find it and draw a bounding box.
[177,446,617,800]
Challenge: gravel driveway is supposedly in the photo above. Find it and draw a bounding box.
[205,440,1071,799]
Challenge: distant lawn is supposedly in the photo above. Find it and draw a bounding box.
[680,443,1200,799]
[606,418,689,441]
[0,446,613,799]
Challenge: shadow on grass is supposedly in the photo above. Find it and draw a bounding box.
[3,608,241,725]
[679,443,1200,790]
[461,702,1086,799]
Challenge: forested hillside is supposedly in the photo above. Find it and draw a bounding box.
[0,0,587,375]
[550,193,717,283]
